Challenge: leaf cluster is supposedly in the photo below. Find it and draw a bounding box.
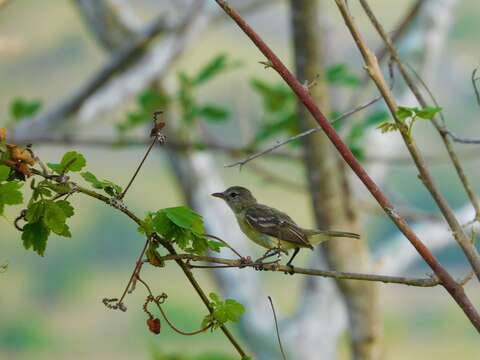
[146,206,224,255]
[251,63,360,147]
[201,292,245,330]
[117,54,239,134]
[22,198,74,256]
[377,105,442,138]
[0,164,23,215]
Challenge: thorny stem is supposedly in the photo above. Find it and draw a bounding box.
[214,0,480,331]
[356,0,480,279]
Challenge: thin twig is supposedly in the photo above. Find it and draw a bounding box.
[268,296,287,360]
[472,67,480,107]
[203,233,244,259]
[226,94,382,168]
[137,277,211,336]
[118,127,160,200]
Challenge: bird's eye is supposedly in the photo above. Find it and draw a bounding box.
[230,192,238,198]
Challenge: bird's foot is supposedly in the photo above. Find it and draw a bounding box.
[253,261,265,271]
[284,264,295,275]
[239,256,252,268]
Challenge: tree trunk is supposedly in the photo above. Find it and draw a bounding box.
[289,1,382,359]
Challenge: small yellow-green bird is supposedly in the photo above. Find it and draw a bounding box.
[212,186,360,268]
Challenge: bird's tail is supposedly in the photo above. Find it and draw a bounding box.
[304,229,360,246]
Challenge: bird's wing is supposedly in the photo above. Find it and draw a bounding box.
[245,205,312,248]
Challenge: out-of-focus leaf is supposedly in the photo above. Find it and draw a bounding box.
[10,97,42,122]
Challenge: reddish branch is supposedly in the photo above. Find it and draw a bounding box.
[214,0,480,331]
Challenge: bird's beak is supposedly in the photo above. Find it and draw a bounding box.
[211,192,226,199]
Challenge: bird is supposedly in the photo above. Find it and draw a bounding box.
[211,186,360,270]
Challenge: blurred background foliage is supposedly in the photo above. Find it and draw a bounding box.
[1,0,480,359]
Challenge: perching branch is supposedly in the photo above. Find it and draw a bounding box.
[154,253,473,288]
[214,0,480,331]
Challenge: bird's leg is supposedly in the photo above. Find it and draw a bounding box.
[285,248,300,275]
[253,248,282,271]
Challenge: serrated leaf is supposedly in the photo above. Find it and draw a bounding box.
[0,165,10,182]
[0,181,23,205]
[22,222,50,256]
[43,201,67,234]
[48,151,86,173]
[203,293,244,329]
[26,200,46,223]
[56,200,74,218]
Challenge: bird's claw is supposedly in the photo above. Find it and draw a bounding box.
[239,256,252,268]
[284,265,295,275]
[253,261,265,271]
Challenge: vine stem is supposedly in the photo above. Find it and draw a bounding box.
[214,0,480,331]
[69,184,248,357]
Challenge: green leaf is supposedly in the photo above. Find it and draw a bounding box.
[81,171,122,197]
[202,293,245,330]
[138,90,169,111]
[22,222,50,256]
[416,106,442,120]
[48,151,86,173]
[56,200,74,218]
[198,105,229,122]
[0,181,23,205]
[396,106,417,122]
[251,79,294,113]
[327,64,360,87]
[193,54,228,85]
[0,165,10,182]
[10,97,42,122]
[43,201,67,235]
[26,200,46,223]
[163,206,205,234]
[0,180,23,215]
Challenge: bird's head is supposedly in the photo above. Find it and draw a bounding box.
[211,186,257,213]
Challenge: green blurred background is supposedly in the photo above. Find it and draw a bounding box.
[1,0,480,359]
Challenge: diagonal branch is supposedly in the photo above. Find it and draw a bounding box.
[356,0,480,282]
[214,0,480,331]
